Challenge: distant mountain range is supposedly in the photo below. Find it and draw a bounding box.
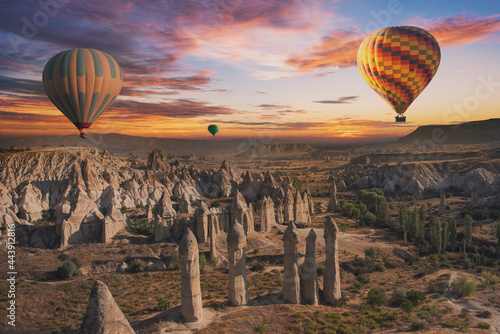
[237,143,315,157]
[398,118,500,145]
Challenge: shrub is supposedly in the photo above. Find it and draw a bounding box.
[489,210,500,220]
[317,265,325,276]
[57,260,81,280]
[216,190,225,198]
[478,322,491,329]
[410,321,429,331]
[374,263,386,272]
[130,259,145,273]
[170,249,181,270]
[460,208,471,218]
[199,254,207,270]
[406,289,426,306]
[170,195,181,202]
[211,201,221,208]
[157,296,173,311]
[120,206,128,214]
[367,288,387,306]
[472,209,487,221]
[255,322,267,333]
[365,247,381,260]
[401,300,414,314]
[390,288,407,306]
[210,255,219,269]
[451,276,476,297]
[251,263,265,272]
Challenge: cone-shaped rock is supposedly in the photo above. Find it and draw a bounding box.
[179,228,203,322]
[283,222,300,304]
[80,280,135,334]
[324,217,341,303]
[300,229,319,305]
[227,220,249,306]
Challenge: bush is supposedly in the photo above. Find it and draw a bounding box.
[374,263,386,272]
[120,206,128,214]
[170,195,181,202]
[361,212,377,225]
[170,249,180,270]
[216,190,225,198]
[255,322,267,333]
[401,300,414,314]
[472,209,487,221]
[251,263,265,272]
[365,247,381,260]
[406,289,426,306]
[199,254,207,270]
[157,296,173,311]
[367,288,387,306]
[57,260,81,280]
[451,276,476,297]
[390,288,407,306]
[460,208,471,218]
[130,259,145,273]
[211,201,221,208]
[317,265,325,276]
[489,210,500,220]
[410,321,429,331]
[478,322,491,329]
[210,255,219,269]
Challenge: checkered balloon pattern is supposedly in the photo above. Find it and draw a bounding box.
[357,26,440,115]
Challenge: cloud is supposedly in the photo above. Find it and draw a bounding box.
[124,72,213,90]
[256,104,293,109]
[0,76,44,96]
[314,96,359,104]
[427,14,500,47]
[285,29,363,72]
[255,91,268,94]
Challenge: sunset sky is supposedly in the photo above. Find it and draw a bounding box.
[0,0,499,144]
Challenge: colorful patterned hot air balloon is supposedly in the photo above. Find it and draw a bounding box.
[208,124,219,136]
[42,48,123,137]
[357,26,440,122]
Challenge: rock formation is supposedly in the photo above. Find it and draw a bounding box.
[304,188,314,216]
[230,190,254,235]
[147,149,170,171]
[283,222,300,304]
[179,228,202,322]
[328,181,338,212]
[275,198,284,225]
[470,191,479,207]
[80,280,135,334]
[324,217,341,304]
[260,196,275,232]
[300,229,319,305]
[438,189,446,215]
[194,201,210,243]
[227,220,249,306]
[209,215,217,260]
[283,189,294,223]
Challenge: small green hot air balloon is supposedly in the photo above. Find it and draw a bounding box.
[208,124,219,136]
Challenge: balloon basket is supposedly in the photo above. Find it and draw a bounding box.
[395,115,406,122]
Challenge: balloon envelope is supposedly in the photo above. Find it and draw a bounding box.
[357,26,440,117]
[42,48,123,131]
[208,124,219,136]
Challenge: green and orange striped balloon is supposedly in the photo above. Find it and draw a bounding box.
[42,48,123,132]
[357,26,440,121]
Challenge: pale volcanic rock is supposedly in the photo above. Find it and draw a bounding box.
[179,192,194,214]
[154,215,174,242]
[17,182,44,221]
[239,171,260,202]
[155,192,176,218]
[261,171,280,199]
[102,205,128,243]
[230,190,254,235]
[283,189,294,223]
[147,149,171,172]
[227,220,249,306]
[275,198,284,225]
[260,196,275,232]
[300,229,319,305]
[179,228,203,322]
[80,280,135,334]
[194,201,210,243]
[283,222,300,304]
[304,189,314,216]
[324,217,341,304]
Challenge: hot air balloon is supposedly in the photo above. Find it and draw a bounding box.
[42,48,123,137]
[357,26,440,122]
[208,124,219,136]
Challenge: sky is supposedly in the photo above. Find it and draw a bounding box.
[0,0,499,144]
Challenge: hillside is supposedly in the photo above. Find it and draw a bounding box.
[398,118,500,145]
[238,143,316,157]
[0,133,284,156]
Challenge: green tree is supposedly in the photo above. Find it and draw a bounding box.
[441,220,449,252]
[429,215,442,254]
[463,214,473,248]
[199,253,206,271]
[170,249,181,270]
[448,219,457,251]
[451,276,476,297]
